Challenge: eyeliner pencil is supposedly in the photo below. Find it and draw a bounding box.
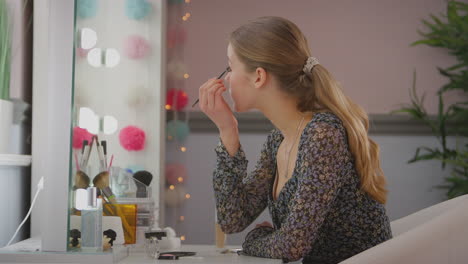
[191,68,229,107]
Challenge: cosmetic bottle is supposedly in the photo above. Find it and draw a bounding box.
[81,187,103,251]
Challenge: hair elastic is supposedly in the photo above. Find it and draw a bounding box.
[303,57,319,73]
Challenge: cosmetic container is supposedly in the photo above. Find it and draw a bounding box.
[144,231,166,259]
[81,187,103,251]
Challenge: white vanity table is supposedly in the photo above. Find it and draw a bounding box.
[121,245,282,264]
[1,238,282,264]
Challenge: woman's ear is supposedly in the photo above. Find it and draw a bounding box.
[253,67,267,89]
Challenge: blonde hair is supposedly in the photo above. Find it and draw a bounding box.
[229,16,387,204]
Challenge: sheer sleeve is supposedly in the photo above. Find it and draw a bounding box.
[242,121,350,262]
[213,131,277,233]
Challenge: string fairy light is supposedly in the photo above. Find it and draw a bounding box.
[166,0,192,242]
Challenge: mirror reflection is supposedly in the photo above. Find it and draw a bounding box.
[69,0,162,251]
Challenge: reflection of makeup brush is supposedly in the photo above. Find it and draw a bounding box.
[107,154,114,171]
[93,171,115,202]
[192,67,230,107]
[133,170,153,198]
[74,170,90,190]
[101,141,107,168]
[93,172,135,242]
[80,140,88,168]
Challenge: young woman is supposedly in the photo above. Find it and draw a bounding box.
[198,16,392,264]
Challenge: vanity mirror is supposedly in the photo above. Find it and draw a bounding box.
[68,0,166,251]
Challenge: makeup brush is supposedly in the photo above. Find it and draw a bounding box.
[80,140,88,168]
[93,171,115,203]
[74,170,90,190]
[93,171,135,242]
[192,67,230,107]
[101,141,107,168]
[133,170,153,198]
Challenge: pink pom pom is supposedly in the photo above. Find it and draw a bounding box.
[165,163,188,185]
[72,126,94,149]
[167,27,186,49]
[119,125,146,151]
[123,35,151,59]
[166,88,188,111]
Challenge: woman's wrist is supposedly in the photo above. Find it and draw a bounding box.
[219,127,240,157]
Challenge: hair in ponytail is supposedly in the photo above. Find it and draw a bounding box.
[229,16,387,204]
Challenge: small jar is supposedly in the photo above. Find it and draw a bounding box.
[144,231,166,259]
[144,236,160,259]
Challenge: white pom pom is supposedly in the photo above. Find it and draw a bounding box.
[163,227,176,238]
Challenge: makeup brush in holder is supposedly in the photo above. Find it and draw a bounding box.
[133,170,153,198]
[74,170,90,190]
[93,171,135,243]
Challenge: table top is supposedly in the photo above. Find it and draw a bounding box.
[119,244,283,264]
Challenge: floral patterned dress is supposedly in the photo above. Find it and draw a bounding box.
[213,112,392,264]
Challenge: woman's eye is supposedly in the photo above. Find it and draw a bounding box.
[227,66,232,72]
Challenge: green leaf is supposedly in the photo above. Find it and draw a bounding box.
[408,147,444,163]
[0,0,12,100]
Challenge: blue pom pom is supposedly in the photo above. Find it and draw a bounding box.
[125,0,152,20]
[76,0,98,19]
[166,120,190,142]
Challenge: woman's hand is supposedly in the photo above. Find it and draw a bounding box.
[255,221,273,229]
[198,78,238,131]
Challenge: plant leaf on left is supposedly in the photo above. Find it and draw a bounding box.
[0,0,12,101]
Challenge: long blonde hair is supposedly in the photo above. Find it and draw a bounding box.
[229,16,387,204]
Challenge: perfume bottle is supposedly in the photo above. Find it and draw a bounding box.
[81,187,103,251]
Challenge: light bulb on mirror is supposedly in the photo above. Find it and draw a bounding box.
[105,48,120,68]
[78,107,99,134]
[78,107,119,135]
[80,28,97,49]
[87,48,102,67]
[103,115,118,135]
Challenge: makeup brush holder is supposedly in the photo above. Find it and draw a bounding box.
[108,166,156,244]
[109,166,153,199]
[109,166,138,198]
[116,196,156,245]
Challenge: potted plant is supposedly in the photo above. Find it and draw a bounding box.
[393,0,468,198]
[0,0,13,153]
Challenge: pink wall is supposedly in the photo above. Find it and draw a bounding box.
[179,0,465,114]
